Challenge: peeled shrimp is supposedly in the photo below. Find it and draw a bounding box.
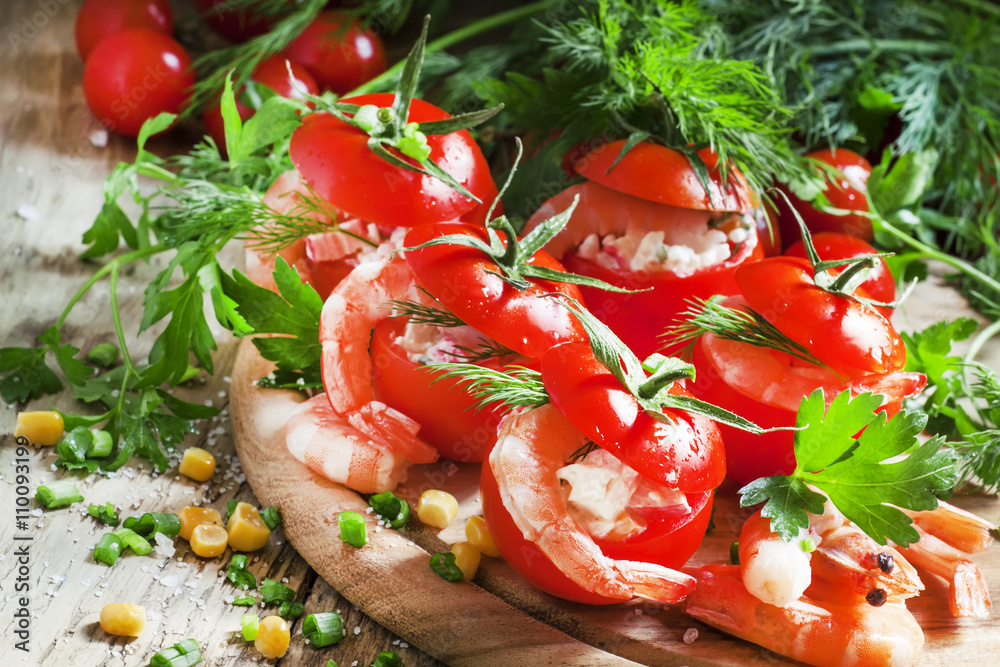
[285,394,421,494]
[903,500,994,554]
[896,524,992,618]
[489,404,696,604]
[684,564,924,667]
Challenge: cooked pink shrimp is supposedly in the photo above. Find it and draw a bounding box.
[896,523,992,618]
[489,404,696,603]
[683,564,924,667]
[903,500,994,554]
[285,394,417,494]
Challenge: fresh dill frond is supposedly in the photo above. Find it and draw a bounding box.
[386,298,466,329]
[447,339,518,364]
[427,363,549,413]
[664,296,830,369]
[569,439,601,463]
[951,431,1000,494]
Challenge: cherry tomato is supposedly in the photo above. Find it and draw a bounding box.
[82,29,194,138]
[480,444,714,604]
[75,0,172,61]
[204,56,319,151]
[282,11,387,95]
[785,232,895,317]
[195,0,281,43]
[290,93,498,227]
[735,257,905,376]
[778,148,874,245]
[404,223,587,359]
[527,181,763,360]
[369,318,514,462]
[574,140,758,212]
[542,341,726,493]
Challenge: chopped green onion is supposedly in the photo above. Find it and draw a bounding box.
[260,578,295,604]
[373,652,404,667]
[326,661,339,667]
[429,552,464,582]
[226,555,257,590]
[302,612,344,648]
[88,430,113,457]
[260,505,282,530]
[113,527,153,556]
[93,533,124,566]
[338,511,367,548]
[150,638,202,667]
[226,498,238,518]
[87,342,119,368]
[231,595,256,606]
[56,427,92,464]
[278,600,304,619]
[240,614,259,641]
[123,512,181,538]
[88,502,120,527]
[36,480,84,509]
[729,540,740,565]
[368,492,410,529]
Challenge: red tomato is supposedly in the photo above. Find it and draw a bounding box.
[735,257,905,376]
[404,223,587,359]
[689,329,926,487]
[204,56,319,151]
[75,0,172,61]
[195,0,281,43]
[290,93,498,227]
[575,140,758,212]
[778,148,874,245]
[527,181,763,360]
[282,11,387,95]
[785,232,895,317]
[480,445,714,604]
[82,29,193,138]
[369,318,513,462]
[542,341,726,493]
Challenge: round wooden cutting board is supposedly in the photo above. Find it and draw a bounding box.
[230,275,1000,666]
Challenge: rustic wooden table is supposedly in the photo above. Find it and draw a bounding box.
[0,1,439,665]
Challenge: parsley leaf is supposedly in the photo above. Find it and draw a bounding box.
[739,388,957,546]
[0,346,62,403]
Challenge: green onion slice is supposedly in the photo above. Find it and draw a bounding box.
[373,651,404,667]
[226,555,256,591]
[302,612,344,648]
[260,578,295,604]
[56,427,92,464]
[113,527,153,556]
[93,533,124,566]
[123,512,181,538]
[88,430,113,457]
[88,502,120,526]
[240,614,259,642]
[278,600,304,619]
[226,498,238,518]
[729,540,740,565]
[368,492,410,529]
[338,511,367,548]
[260,505,282,530]
[231,595,256,606]
[87,342,119,368]
[429,552,464,582]
[150,638,202,667]
[36,480,84,509]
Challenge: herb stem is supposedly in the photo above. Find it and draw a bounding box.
[108,262,137,380]
[950,0,1000,18]
[808,39,953,58]
[347,0,556,97]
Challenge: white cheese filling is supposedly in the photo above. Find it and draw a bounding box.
[395,321,498,365]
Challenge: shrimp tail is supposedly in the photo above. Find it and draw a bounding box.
[614,561,696,603]
[896,525,992,619]
[347,401,439,464]
[903,501,995,555]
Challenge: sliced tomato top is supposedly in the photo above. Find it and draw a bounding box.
[289,94,496,228]
[735,256,906,377]
[541,341,726,493]
[574,140,757,213]
[403,223,587,359]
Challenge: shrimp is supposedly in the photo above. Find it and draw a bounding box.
[896,523,992,618]
[902,500,994,554]
[683,564,924,667]
[489,404,696,603]
[285,394,418,494]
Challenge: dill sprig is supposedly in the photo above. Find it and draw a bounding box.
[448,339,518,364]
[663,296,831,369]
[386,298,466,329]
[427,364,549,414]
[569,439,601,463]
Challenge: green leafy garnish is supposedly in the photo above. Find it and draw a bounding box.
[739,389,957,546]
[88,502,120,527]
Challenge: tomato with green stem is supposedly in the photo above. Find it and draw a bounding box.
[75,0,173,61]
[282,11,387,95]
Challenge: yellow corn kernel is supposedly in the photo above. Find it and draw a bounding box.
[255,615,290,659]
[449,541,481,580]
[465,515,501,557]
[178,447,216,482]
[14,411,64,446]
[177,506,223,541]
[416,490,458,529]
[99,603,146,637]
[190,523,228,558]
[227,502,271,552]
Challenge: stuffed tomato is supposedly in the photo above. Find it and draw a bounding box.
[525,140,765,359]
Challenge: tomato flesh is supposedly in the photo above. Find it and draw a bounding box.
[76,0,172,61]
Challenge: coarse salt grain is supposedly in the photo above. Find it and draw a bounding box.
[683,628,698,644]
